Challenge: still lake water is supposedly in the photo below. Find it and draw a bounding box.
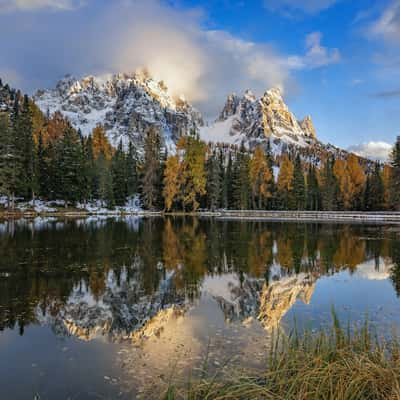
[1,217,400,399]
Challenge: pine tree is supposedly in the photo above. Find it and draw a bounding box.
[232,142,250,210]
[306,164,320,211]
[141,127,162,210]
[111,141,128,206]
[126,142,138,197]
[320,156,339,211]
[94,152,114,208]
[224,151,233,209]
[0,112,22,208]
[37,131,49,198]
[364,163,384,211]
[292,154,306,210]
[0,114,18,206]
[390,136,400,210]
[54,125,84,205]
[206,149,221,211]
[19,95,38,201]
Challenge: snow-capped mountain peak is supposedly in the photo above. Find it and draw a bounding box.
[34,72,204,151]
[200,87,317,149]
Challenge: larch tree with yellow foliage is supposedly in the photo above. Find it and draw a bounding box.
[277,154,294,209]
[249,146,273,209]
[91,124,114,160]
[163,154,182,211]
[334,155,366,210]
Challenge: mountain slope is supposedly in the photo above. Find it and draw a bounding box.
[200,88,317,149]
[34,72,204,151]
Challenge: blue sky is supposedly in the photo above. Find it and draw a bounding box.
[0,0,399,157]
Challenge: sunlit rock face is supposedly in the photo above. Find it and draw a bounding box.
[258,274,316,329]
[201,87,317,149]
[206,272,316,330]
[34,72,204,152]
[36,269,188,342]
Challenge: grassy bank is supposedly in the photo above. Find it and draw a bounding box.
[163,315,400,400]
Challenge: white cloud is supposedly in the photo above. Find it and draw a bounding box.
[264,0,339,15]
[0,0,341,118]
[70,0,294,117]
[287,32,341,69]
[369,0,400,43]
[0,0,85,13]
[347,141,393,162]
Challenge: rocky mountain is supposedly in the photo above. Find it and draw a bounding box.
[34,72,204,151]
[200,88,317,150]
[32,73,322,153]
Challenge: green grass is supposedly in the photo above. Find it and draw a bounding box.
[162,311,400,400]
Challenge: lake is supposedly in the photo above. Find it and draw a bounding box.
[0,217,400,399]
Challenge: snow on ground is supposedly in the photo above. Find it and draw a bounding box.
[0,195,143,215]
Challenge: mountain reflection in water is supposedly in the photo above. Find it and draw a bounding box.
[1,217,400,398]
[0,217,399,340]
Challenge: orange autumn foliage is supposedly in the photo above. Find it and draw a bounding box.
[92,125,114,160]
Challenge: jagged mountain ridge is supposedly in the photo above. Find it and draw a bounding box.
[33,73,321,152]
[202,88,316,147]
[34,72,204,151]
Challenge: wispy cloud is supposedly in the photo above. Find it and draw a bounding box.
[288,32,341,69]
[264,0,339,16]
[351,79,364,86]
[0,0,86,13]
[372,89,400,98]
[369,0,400,43]
[348,141,393,162]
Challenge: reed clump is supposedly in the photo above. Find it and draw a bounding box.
[163,312,400,400]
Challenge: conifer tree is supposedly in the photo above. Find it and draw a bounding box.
[95,152,114,208]
[206,149,221,211]
[223,151,233,209]
[141,127,162,210]
[54,125,84,205]
[180,131,207,211]
[126,142,138,197]
[163,154,181,211]
[37,131,48,198]
[306,164,320,210]
[232,142,250,210]
[277,154,294,210]
[0,114,18,206]
[249,145,273,209]
[364,163,384,211]
[320,157,339,210]
[390,136,400,210]
[111,141,128,206]
[292,154,306,210]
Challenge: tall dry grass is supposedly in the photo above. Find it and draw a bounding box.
[162,311,400,400]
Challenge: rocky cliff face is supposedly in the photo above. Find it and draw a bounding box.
[34,72,204,151]
[200,88,317,149]
[36,269,187,342]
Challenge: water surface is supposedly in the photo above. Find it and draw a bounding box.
[1,217,400,399]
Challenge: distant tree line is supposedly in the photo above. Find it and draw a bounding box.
[0,84,399,211]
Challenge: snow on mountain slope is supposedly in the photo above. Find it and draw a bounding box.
[34,72,204,151]
[33,73,348,160]
[200,88,317,150]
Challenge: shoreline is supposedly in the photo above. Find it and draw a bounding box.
[1,209,400,223]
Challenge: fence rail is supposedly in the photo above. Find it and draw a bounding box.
[212,210,400,223]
